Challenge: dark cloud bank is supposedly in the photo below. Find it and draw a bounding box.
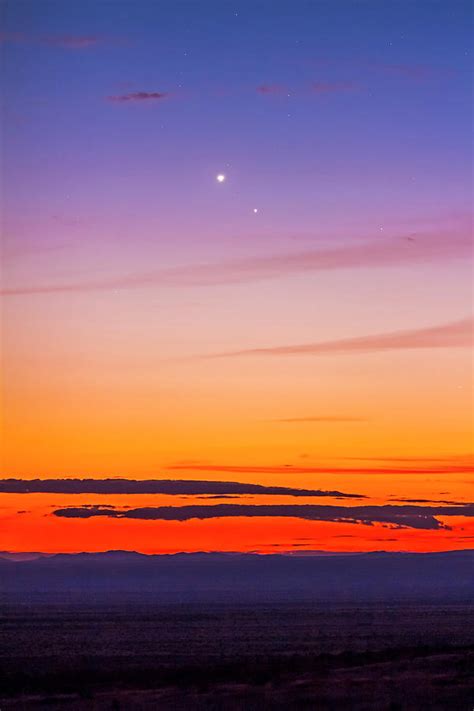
[0,478,361,498]
[52,503,474,530]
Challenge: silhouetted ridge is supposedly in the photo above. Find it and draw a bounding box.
[1,550,472,601]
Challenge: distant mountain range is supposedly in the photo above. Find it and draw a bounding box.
[0,549,472,601]
[0,551,54,561]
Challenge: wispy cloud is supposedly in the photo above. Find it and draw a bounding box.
[274,416,368,423]
[299,57,453,82]
[0,31,105,49]
[368,61,450,81]
[52,502,474,529]
[170,453,474,476]
[108,91,169,103]
[255,81,356,97]
[311,81,355,94]
[43,35,101,49]
[0,478,362,498]
[209,317,473,359]
[256,84,286,95]
[391,498,469,506]
[344,454,474,464]
[2,228,470,295]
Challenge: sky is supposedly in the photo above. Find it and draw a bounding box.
[1,0,473,554]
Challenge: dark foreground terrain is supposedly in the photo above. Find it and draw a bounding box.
[1,600,473,710]
[1,551,472,708]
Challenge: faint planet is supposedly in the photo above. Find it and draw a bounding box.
[216,174,226,183]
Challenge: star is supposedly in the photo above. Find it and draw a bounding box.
[216,174,226,183]
[253,208,258,213]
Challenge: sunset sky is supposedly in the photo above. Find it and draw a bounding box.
[1,0,472,554]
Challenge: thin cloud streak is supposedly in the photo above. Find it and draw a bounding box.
[311,81,355,94]
[367,61,450,80]
[108,91,169,103]
[343,454,474,464]
[274,416,368,423]
[209,317,473,359]
[1,229,470,295]
[256,81,356,96]
[44,35,101,49]
[0,31,106,49]
[391,498,469,506]
[256,84,286,94]
[299,57,453,82]
[170,455,474,475]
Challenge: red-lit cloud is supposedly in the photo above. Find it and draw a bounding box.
[2,229,470,295]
